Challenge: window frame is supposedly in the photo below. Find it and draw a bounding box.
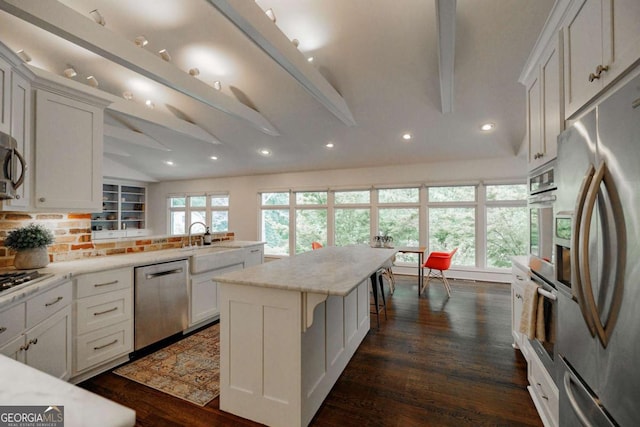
[167,192,230,235]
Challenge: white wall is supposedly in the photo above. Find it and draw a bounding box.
[147,155,527,240]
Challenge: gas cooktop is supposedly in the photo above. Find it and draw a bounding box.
[0,270,54,295]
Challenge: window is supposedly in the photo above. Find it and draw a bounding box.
[168,193,229,235]
[335,190,370,246]
[378,188,420,263]
[485,184,528,268]
[261,192,290,255]
[295,191,327,254]
[428,186,476,266]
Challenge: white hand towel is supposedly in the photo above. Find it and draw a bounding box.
[519,280,540,340]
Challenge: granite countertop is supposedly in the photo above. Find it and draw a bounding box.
[214,245,397,296]
[0,355,135,427]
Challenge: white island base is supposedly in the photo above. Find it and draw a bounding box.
[216,246,395,427]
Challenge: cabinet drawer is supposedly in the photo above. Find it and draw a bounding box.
[529,355,559,426]
[26,281,72,329]
[75,289,132,335]
[75,268,132,299]
[0,303,25,346]
[74,319,133,373]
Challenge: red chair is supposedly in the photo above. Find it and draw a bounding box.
[422,248,458,297]
[311,242,323,250]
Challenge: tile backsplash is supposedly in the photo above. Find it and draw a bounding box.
[0,213,234,268]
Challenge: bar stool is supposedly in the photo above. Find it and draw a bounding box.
[370,268,387,328]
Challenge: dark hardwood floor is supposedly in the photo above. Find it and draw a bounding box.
[79,276,541,426]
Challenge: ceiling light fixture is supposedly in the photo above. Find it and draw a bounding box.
[189,68,200,77]
[145,99,155,109]
[134,36,148,47]
[402,133,412,140]
[481,123,495,131]
[259,148,272,157]
[292,39,300,48]
[89,9,105,26]
[122,91,133,100]
[210,156,218,160]
[307,56,314,63]
[63,67,77,78]
[213,81,222,91]
[265,8,276,22]
[325,142,334,148]
[164,160,174,166]
[158,49,171,62]
[16,49,31,63]
[86,75,99,88]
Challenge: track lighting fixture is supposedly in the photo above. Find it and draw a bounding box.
[122,91,133,100]
[16,49,31,62]
[134,36,149,47]
[158,49,171,62]
[63,67,77,78]
[86,76,99,88]
[145,99,155,109]
[189,68,200,77]
[292,39,299,48]
[213,81,222,91]
[89,9,106,26]
[265,8,276,22]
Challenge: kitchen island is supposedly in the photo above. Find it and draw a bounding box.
[214,245,396,427]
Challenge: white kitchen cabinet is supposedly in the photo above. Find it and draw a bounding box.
[526,35,563,171]
[6,72,32,208]
[0,279,73,380]
[528,351,559,427]
[72,267,133,379]
[34,89,103,211]
[0,56,9,134]
[190,263,243,327]
[563,0,640,118]
[511,263,529,351]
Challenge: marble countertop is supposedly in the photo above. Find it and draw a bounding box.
[0,241,264,309]
[0,355,135,427]
[214,245,397,296]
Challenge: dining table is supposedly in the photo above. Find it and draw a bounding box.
[395,246,427,295]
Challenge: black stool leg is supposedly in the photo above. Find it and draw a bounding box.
[370,273,380,329]
[378,271,387,320]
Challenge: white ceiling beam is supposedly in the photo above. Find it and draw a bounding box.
[104,124,171,152]
[206,0,356,127]
[0,0,280,136]
[436,0,456,114]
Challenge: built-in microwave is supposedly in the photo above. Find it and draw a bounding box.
[0,131,26,200]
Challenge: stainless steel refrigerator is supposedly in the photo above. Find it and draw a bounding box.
[554,73,640,426]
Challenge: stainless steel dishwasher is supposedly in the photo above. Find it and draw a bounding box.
[134,259,188,351]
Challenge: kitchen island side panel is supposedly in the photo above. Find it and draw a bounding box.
[219,279,370,427]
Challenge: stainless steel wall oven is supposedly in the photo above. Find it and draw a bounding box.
[528,161,556,274]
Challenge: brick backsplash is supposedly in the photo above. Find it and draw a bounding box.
[0,213,234,268]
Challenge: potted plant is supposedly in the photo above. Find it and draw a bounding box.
[5,223,55,269]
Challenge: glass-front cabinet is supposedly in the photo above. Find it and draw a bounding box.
[92,181,148,239]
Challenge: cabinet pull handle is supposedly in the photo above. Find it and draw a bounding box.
[516,275,525,280]
[536,383,548,400]
[94,306,118,316]
[44,296,63,307]
[588,64,609,82]
[516,293,523,299]
[94,280,119,287]
[250,249,261,253]
[0,327,6,334]
[94,339,118,350]
[19,338,38,351]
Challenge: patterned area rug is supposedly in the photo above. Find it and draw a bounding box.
[114,324,220,406]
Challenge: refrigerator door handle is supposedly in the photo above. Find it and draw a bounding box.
[563,370,596,427]
[572,163,597,336]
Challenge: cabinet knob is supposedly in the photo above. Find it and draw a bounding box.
[15,194,20,199]
[39,197,46,203]
[588,64,609,82]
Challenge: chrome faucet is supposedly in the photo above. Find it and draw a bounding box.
[186,221,207,248]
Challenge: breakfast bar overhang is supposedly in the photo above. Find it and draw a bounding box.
[214,245,396,427]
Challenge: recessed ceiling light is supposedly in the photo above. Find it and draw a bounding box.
[325,142,334,148]
[16,49,31,63]
[402,133,412,140]
[164,160,174,166]
[89,9,106,26]
[189,68,200,77]
[210,156,218,160]
[86,76,99,88]
[259,149,272,157]
[122,91,133,100]
[307,56,314,63]
[134,36,148,47]
[63,67,77,78]
[158,49,171,62]
[481,123,495,131]
[145,99,155,109]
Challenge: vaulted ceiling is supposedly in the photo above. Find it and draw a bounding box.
[0,0,554,181]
